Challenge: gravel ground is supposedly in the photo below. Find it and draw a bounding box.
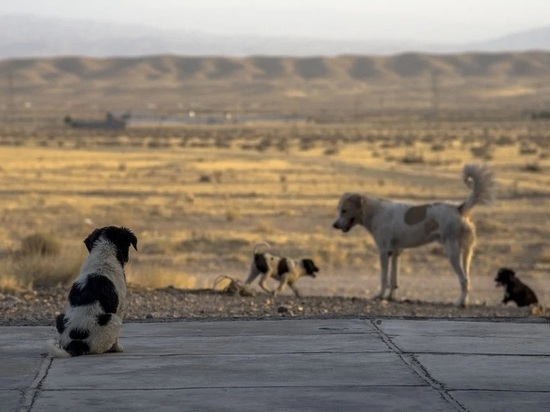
[1,284,545,327]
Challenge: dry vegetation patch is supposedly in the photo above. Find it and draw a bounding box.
[0,121,548,318]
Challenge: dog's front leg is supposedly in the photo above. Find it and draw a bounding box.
[386,251,400,300]
[273,274,290,297]
[288,281,302,298]
[372,252,389,300]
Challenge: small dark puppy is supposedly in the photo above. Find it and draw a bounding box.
[49,226,137,357]
[245,242,320,297]
[495,267,538,307]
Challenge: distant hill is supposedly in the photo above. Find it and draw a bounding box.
[465,26,550,53]
[2,52,549,118]
[0,14,549,59]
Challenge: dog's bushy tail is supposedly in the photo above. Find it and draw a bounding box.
[253,242,271,254]
[459,164,495,215]
[47,339,71,358]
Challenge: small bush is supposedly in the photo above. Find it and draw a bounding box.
[225,208,240,221]
[20,233,61,256]
[524,161,542,173]
[401,149,425,164]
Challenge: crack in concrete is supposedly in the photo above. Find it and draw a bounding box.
[18,356,52,412]
[370,319,469,412]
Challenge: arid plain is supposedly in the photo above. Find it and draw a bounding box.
[0,53,549,320]
[1,120,549,307]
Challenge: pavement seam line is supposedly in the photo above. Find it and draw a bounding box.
[19,356,52,412]
[370,319,469,412]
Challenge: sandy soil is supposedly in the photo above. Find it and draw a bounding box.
[1,273,545,327]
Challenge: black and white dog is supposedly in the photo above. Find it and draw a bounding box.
[49,226,137,357]
[244,242,319,297]
[495,267,538,307]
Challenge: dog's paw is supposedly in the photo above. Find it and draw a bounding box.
[453,299,467,308]
[107,342,124,353]
[371,293,384,301]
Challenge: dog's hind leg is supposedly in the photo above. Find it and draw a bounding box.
[372,252,389,300]
[244,267,260,285]
[107,340,124,353]
[258,272,274,294]
[445,240,469,307]
[461,223,476,280]
[273,273,290,297]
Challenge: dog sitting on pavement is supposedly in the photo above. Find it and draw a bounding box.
[49,226,137,357]
[495,267,538,307]
[244,242,319,297]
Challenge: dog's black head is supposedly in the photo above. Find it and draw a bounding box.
[301,259,320,277]
[84,226,138,266]
[495,267,515,287]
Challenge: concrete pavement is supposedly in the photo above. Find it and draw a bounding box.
[2,318,549,411]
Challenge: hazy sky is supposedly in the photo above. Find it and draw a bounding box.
[2,0,549,43]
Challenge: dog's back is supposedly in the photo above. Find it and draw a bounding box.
[508,277,538,307]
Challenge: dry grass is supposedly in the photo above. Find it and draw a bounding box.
[0,121,549,304]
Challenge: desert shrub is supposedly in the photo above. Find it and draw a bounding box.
[2,244,85,289]
[470,143,493,160]
[495,135,515,146]
[276,138,289,152]
[225,207,240,221]
[323,145,340,156]
[255,137,271,152]
[524,161,542,173]
[401,149,425,164]
[20,233,61,256]
[299,137,316,151]
[531,110,550,120]
[430,142,446,152]
[519,142,538,155]
[12,252,83,288]
[198,174,212,183]
[127,265,198,289]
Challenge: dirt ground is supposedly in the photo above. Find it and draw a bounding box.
[1,271,545,327]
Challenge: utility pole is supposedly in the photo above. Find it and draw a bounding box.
[430,70,440,120]
[5,70,14,124]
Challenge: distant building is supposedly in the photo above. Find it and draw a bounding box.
[64,112,127,130]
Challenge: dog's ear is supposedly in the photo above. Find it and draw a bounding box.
[348,193,364,210]
[498,268,515,278]
[83,228,103,252]
[102,226,138,266]
[122,227,138,252]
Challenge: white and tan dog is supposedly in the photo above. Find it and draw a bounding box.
[49,226,137,357]
[332,164,495,307]
[244,242,319,297]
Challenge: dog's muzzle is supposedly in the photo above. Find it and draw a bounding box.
[333,218,353,233]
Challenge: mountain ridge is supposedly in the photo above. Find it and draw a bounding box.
[1,14,549,58]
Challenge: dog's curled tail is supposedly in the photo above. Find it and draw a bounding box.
[47,339,71,358]
[459,164,495,215]
[253,242,271,254]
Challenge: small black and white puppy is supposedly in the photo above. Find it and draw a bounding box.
[244,242,319,297]
[495,267,538,307]
[49,226,137,357]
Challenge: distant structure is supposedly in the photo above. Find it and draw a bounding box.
[64,112,127,130]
